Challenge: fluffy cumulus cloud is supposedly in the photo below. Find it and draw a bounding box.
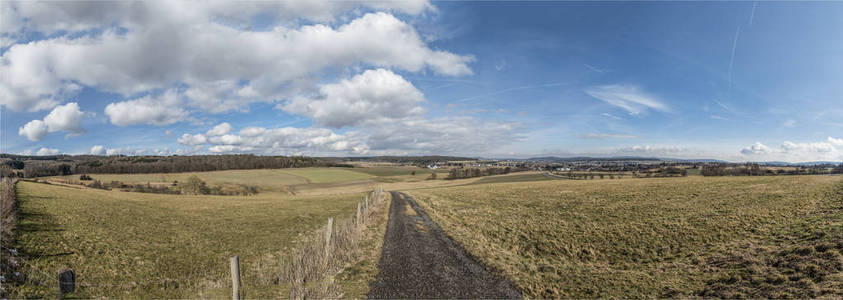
[1,1,471,114]
[206,122,233,136]
[90,145,106,155]
[282,69,425,128]
[741,142,771,155]
[740,137,843,162]
[178,116,520,156]
[18,102,86,141]
[180,125,366,155]
[585,85,670,115]
[0,1,433,38]
[35,147,60,156]
[104,90,188,126]
[178,133,208,146]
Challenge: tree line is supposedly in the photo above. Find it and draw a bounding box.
[445,167,512,180]
[702,163,843,176]
[2,155,340,178]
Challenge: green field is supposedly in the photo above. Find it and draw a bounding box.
[409,176,843,298]
[276,168,375,183]
[10,180,369,298]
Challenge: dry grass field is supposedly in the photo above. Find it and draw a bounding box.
[408,175,843,298]
[47,168,377,191]
[9,178,373,298]
[16,166,839,298]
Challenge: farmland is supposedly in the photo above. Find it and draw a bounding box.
[409,175,843,298]
[9,164,843,298]
[8,169,392,298]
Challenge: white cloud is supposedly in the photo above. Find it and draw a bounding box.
[179,116,519,156]
[780,141,834,154]
[154,148,170,156]
[1,1,433,39]
[2,6,471,113]
[360,117,520,155]
[740,139,843,162]
[90,145,106,155]
[35,147,60,156]
[185,126,366,155]
[209,134,243,145]
[18,120,48,142]
[741,142,771,155]
[282,69,425,128]
[585,85,670,115]
[827,137,843,147]
[105,90,188,126]
[579,133,638,139]
[206,122,233,136]
[178,133,208,146]
[106,148,121,156]
[18,102,86,141]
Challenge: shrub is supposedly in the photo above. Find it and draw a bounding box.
[181,175,209,195]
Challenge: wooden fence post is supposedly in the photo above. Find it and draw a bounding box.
[356,202,361,225]
[324,218,333,257]
[230,256,241,300]
[58,268,75,296]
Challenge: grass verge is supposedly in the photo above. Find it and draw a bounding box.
[335,192,391,298]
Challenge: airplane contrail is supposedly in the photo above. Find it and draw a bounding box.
[749,1,757,27]
[728,25,741,97]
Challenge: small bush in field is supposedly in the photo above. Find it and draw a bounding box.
[181,175,209,195]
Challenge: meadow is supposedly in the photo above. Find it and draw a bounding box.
[47,167,377,191]
[409,175,843,298]
[9,178,374,298]
[15,165,840,298]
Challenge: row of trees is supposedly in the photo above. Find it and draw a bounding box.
[558,173,624,180]
[8,155,335,178]
[445,167,512,180]
[834,163,843,174]
[633,167,687,177]
[702,163,842,176]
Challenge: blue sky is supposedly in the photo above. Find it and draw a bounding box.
[1,1,842,162]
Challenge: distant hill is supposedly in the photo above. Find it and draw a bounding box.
[524,156,663,162]
[757,161,842,166]
[324,156,477,164]
[518,156,730,163]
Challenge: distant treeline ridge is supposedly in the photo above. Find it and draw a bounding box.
[2,155,345,177]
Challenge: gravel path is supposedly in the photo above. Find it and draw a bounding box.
[368,191,521,299]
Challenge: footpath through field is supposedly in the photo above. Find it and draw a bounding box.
[368,192,520,298]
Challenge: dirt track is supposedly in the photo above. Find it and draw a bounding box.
[368,191,521,299]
